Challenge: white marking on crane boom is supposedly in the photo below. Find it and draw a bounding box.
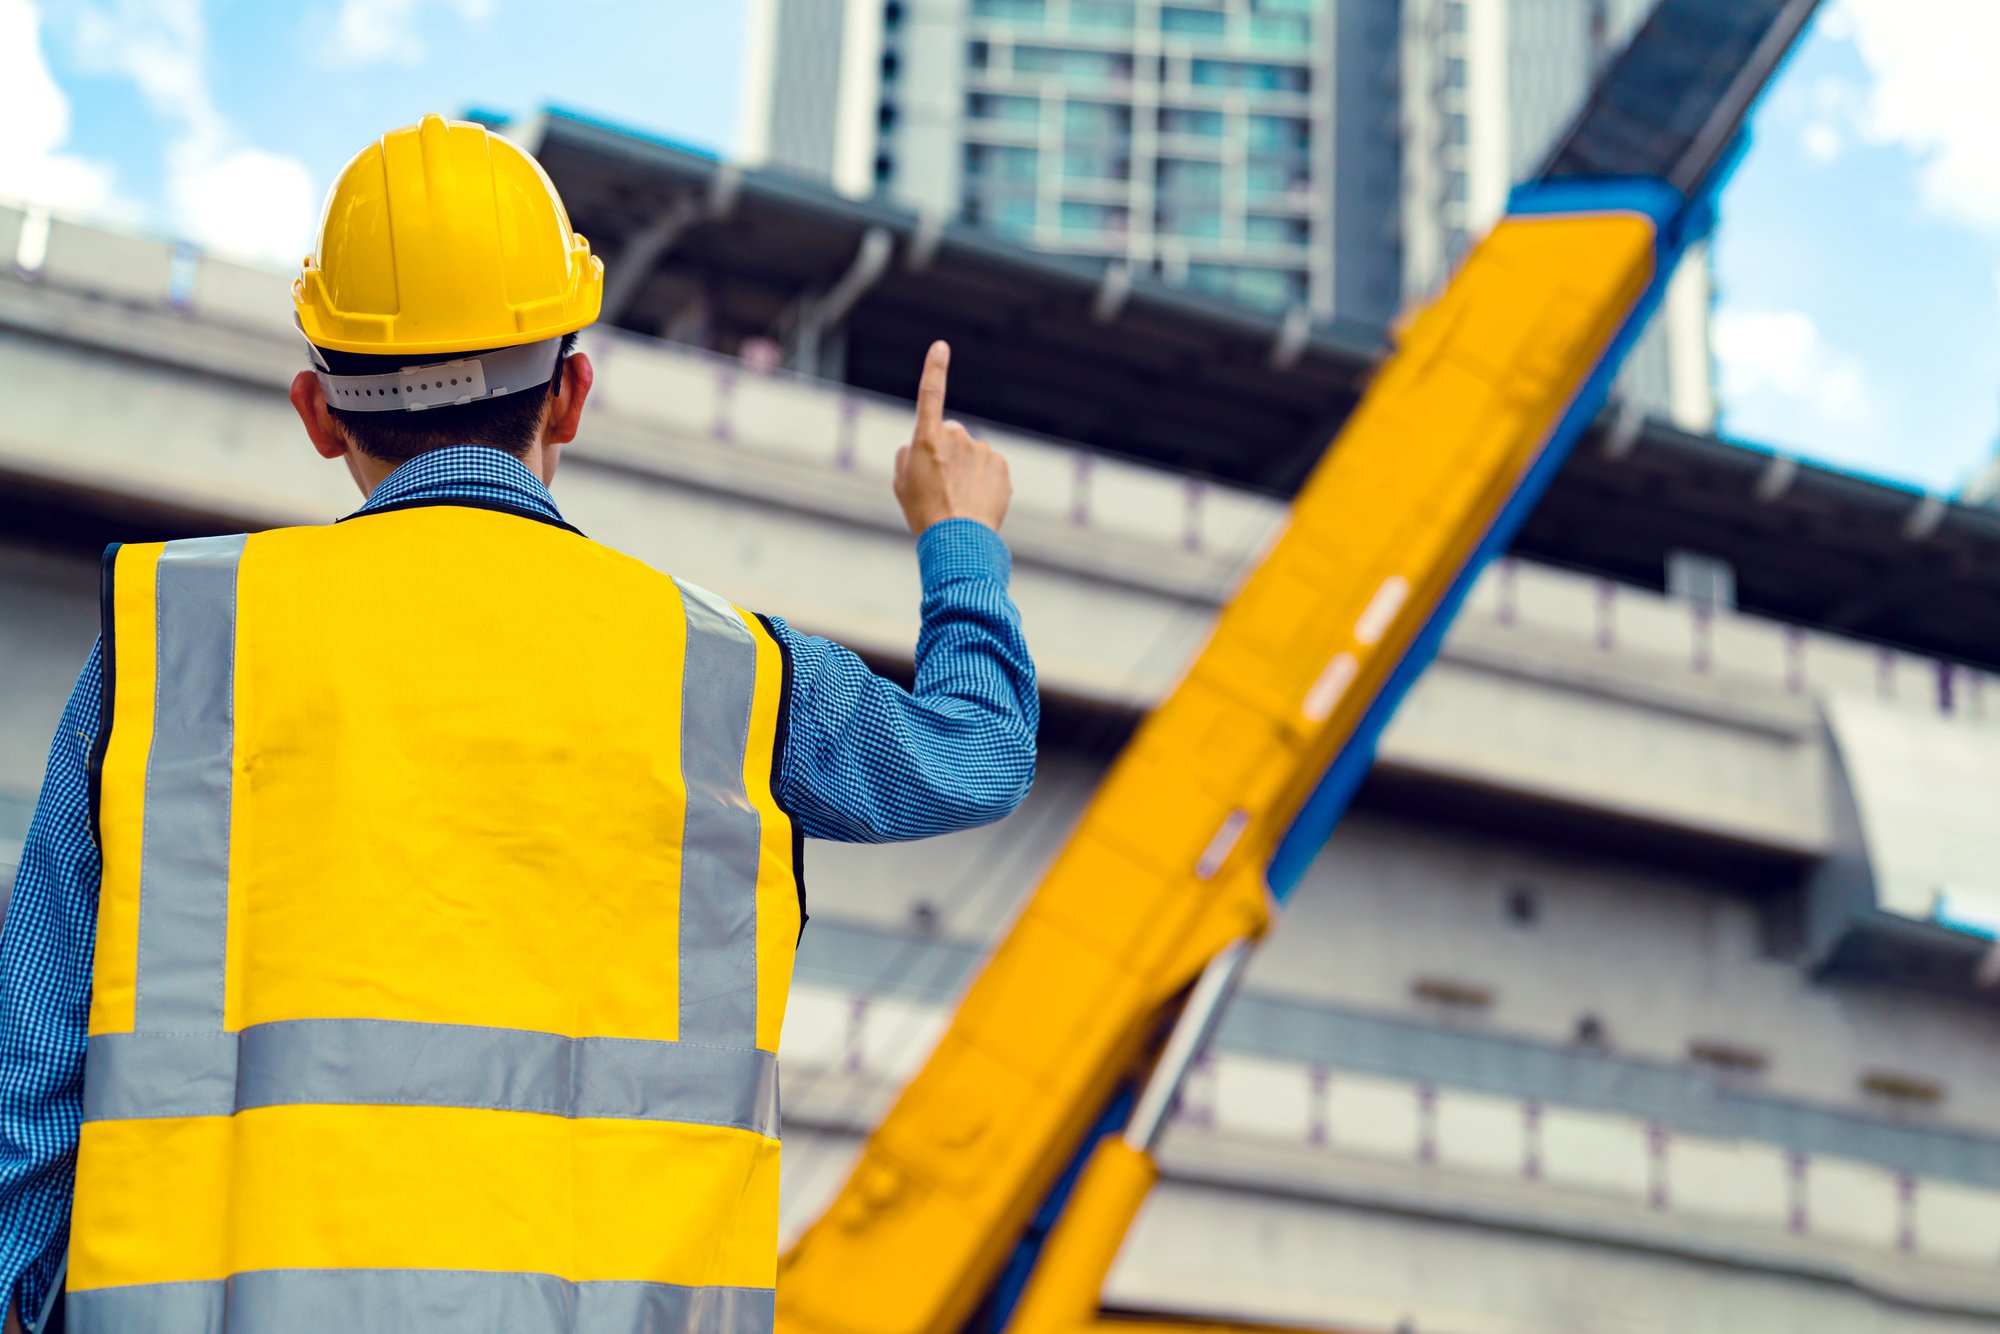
[1302,652,1359,723]
[1354,575,1409,646]
[1195,809,1250,880]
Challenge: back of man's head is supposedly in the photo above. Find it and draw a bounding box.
[314,332,578,463]
[293,115,602,465]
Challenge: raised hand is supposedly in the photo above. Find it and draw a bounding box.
[893,341,1012,537]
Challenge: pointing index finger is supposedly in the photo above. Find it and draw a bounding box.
[916,340,950,436]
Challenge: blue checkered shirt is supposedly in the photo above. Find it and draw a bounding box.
[0,447,1038,1320]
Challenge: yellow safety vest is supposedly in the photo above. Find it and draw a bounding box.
[71,501,802,1333]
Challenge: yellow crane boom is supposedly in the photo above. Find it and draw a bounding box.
[778,4,1822,1329]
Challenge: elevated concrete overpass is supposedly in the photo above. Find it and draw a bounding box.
[9,205,2000,1331]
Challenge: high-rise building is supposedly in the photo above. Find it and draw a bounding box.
[744,0,1404,326]
[1400,0,1715,426]
[743,0,1714,429]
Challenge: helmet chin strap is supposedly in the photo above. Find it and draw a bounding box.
[303,332,563,413]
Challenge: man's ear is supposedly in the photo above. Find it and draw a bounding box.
[545,352,594,447]
[290,370,350,460]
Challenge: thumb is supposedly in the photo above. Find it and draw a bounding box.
[894,444,911,488]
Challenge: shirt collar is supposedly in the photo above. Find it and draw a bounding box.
[354,446,566,522]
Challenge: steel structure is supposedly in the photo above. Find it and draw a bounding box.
[774,3,1825,1330]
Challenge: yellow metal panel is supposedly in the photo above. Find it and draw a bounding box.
[777,210,1658,1333]
[89,543,163,1038]
[1009,1141,1158,1334]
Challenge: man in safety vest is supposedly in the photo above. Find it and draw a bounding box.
[0,115,1037,1333]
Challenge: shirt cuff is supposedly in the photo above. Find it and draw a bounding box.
[916,518,1011,589]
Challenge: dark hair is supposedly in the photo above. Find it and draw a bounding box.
[317,332,577,464]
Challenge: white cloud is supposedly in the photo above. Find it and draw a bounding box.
[60,0,317,264]
[1801,122,1843,163]
[171,148,319,268]
[1712,308,1881,462]
[1794,74,1862,165]
[1829,0,2000,232]
[0,0,116,211]
[330,0,496,67]
[73,0,210,132]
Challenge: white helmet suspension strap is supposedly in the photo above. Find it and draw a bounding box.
[305,335,565,414]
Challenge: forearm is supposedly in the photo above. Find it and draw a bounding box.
[773,520,1038,843]
[0,643,103,1322]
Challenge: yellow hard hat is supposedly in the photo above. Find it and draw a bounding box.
[294,114,603,356]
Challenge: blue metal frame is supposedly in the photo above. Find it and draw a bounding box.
[1264,172,1724,902]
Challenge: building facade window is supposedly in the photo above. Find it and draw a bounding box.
[1161,209,1224,240]
[1247,114,1310,152]
[1159,107,1225,138]
[1246,215,1309,246]
[1016,46,1134,83]
[1059,200,1129,235]
[1247,14,1311,50]
[1071,0,1137,30]
[967,92,1042,126]
[1161,6,1227,38]
[1191,59,1310,93]
[971,0,1044,22]
[1064,100,1131,136]
[1158,156,1225,201]
[965,143,1041,183]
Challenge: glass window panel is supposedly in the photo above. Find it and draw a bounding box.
[1195,59,1309,91]
[1246,161,1305,193]
[1185,263,1298,311]
[968,92,1042,125]
[1161,208,1224,238]
[1157,157,1225,199]
[972,0,1045,20]
[1001,146,1042,181]
[1159,107,1225,137]
[1186,263,1231,295]
[1017,45,1131,81]
[1247,114,1310,151]
[1065,101,1130,136]
[1246,215,1308,245]
[1234,267,1296,309]
[1064,149,1129,180]
[1247,14,1310,48]
[1161,6,1227,37]
[1058,200,1129,233]
[994,198,1039,238]
[1071,0,1136,29]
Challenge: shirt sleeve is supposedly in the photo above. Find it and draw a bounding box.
[0,642,104,1324]
[768,518,1039,843]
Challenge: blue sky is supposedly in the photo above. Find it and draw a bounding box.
[3,0,1996,494]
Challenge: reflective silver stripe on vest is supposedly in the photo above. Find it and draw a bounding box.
[67,1270,775,1334]
[134,534,245,1032]
[82,1019,779,1136]
[673,580,761,1045]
